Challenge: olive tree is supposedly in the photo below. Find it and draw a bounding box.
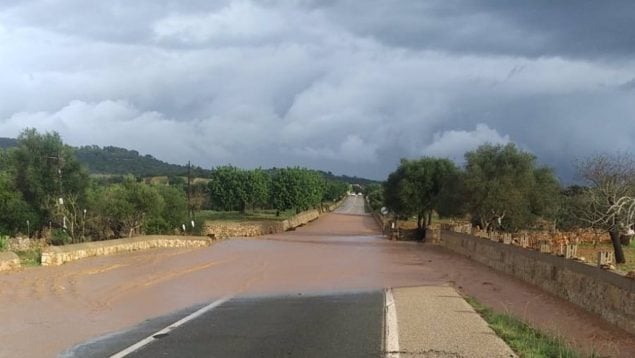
[463,143,560,232]
[384,157,459,233]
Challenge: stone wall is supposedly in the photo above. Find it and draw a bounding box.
[0,252,21,271]
[440,230,635,335]
[204,199,343,240]
[41,236,212,266]
[7,237,47,252]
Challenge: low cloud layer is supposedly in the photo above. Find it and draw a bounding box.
[1,1,634,181]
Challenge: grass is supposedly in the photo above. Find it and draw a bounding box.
[465,297,590,358]
[15,249,42,266]
[577,241,635,272]
[195,209,297,223]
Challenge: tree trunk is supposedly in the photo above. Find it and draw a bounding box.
[609,229,626,264]
[427,211,432,227]
[417,214,423,230]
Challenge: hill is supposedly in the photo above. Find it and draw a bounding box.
[75,145,210,177]
[0,137,17,149]
[0,137,378,184]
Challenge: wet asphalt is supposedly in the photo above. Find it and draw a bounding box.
[66,291,384,358]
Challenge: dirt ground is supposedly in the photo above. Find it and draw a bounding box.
[1,211,634,357]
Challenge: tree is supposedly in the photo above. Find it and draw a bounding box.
[244,169,271,211]
[363,183,384,212]
[577,153,635,264]
[208,166,247,211]
[384,157,459,234]
[463,143,560,232]
[270,168,325,214]
[323,180,348,202]
[0,171,39,236]
[88,177,164,239]
[9,129,89,232]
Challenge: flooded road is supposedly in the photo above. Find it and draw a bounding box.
[1,196,634,357]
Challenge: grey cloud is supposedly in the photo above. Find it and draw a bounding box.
[1,1,635,181]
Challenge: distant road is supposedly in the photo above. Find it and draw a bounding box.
[334,194,367,215]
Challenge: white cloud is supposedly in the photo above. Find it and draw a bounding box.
[422,124,511,161]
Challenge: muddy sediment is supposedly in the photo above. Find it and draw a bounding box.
[0,199,633,357]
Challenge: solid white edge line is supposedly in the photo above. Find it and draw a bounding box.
[109,296,232,358]
[385,288,400,358]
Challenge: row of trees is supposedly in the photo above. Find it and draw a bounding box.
[382,143,635,263]
[0,129,350,244]
[208,166,349,214]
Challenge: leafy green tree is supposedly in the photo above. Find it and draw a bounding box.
[463,143,560,232]
[208,166,247,211]
[0,171,39,236]
[245,169,271,211]
[363,183,384,212]
[149,185,188,234]
[384,158,459,232]
[270,168,325,214]
[88,177,164,239]
[9,129,89,230]
[324,180,349,202]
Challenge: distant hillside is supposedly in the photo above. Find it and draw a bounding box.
[75,145,210,178]
[318,171,379,186]
[0,137,378,184]
[0,137,17,149]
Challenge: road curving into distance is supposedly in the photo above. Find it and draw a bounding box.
[1,196,634,357]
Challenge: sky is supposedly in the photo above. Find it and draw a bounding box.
[1,1,634,181]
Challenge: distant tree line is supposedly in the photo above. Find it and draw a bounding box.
[0,129,349,245]
[208,166,349,215]
[381,143,635,264]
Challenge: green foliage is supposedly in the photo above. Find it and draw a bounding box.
[324,180,349,202]
[270,168,325,213]
[463,143,560,232]
[51,228,71,246]
[87,177,166,239]
[364,183,384,212]
[9,129,89,230]
[75,145,210,177]
[245,169,271,210]
[208,166,248,211]
[0,172,39,235]
[384,157,460,229]
[15,249,42,266]
[0,235,8,251]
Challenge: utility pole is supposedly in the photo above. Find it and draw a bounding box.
[187,161,192,219]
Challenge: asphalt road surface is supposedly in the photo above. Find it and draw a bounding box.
[70,291,385,358]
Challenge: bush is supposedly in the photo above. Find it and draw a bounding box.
[51,229,72,246]
[0,235,8,251]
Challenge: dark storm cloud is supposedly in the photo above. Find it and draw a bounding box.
[1,1,634,181]
[319,0,635,59]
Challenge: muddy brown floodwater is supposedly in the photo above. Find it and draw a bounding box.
[1,199,634,357]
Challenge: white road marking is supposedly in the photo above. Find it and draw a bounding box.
[385,288,400,358]
[109,296,232,358]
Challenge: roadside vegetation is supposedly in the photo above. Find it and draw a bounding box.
[0,128,349,247]
[378,142,635,267]
[466,297,590,358]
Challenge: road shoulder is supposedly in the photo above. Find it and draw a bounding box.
[392,286,516,358]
